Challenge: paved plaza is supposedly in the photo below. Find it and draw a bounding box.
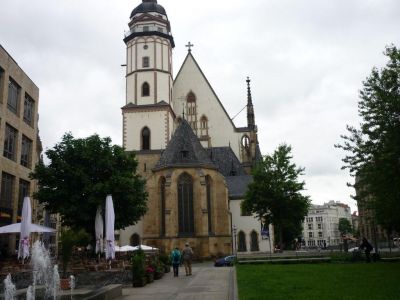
[118,262,237,300]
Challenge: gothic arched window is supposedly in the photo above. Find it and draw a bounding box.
[130,233,140,246]
[160,177,166,237]
[142,82,150,97]
[141,127,150,150]
[186,92,197,131]
[250,231,259,251]
[200,116,208,129]
[238,231,247,252]
[178,173,194,236]
[206,176,213,235]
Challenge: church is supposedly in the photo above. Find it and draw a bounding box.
[117,0,274,258]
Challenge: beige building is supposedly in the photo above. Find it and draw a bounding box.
[303,201,352,248]
[0,45,42,255]
[117,0,273,257]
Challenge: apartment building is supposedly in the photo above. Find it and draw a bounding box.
[0,45,41,254]
[303,201,352,248]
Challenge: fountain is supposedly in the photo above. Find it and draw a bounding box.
[3,274,16,300]
[1,240,122,299]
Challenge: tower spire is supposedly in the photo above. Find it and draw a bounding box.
[246,77,255,130]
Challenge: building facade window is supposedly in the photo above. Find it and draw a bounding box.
[317,223,322,230]
[186,92,197,132]
[178,173,194,236]
[308,232,313,238]
[141,127,150,150]
[250,231,259,251]
[306,217,313,223]
[206,176,213,235]
[3,124,18,161]
[1,172,15,209]
[160,177,166,237]
[23,94,35,126]
[142,82,150,96]
[238,231,247,252]
[18,179,30,215]
[142,56,149,68]
[7,78,19,114]
[20,135,32,168]
[308,223,313,230]
[318,232,323,238]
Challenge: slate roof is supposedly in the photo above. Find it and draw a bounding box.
[225,175,253,199]
[153,120,216,170]
[206,147,246,177]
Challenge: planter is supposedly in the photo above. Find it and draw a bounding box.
[154,271,164,280]
[146,273,154,283]
[133,277,147,287]
[60,278,70,290]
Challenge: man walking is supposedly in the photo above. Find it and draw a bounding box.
[182,242,194,276]
[359,237,373,263]
[171,246,181,277]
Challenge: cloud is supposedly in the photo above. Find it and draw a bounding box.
[1,0,399,213]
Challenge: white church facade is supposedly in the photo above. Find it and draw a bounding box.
[117,0,274,257]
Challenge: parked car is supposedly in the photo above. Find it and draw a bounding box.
[214,255,236,267]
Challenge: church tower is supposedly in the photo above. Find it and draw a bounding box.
[122,0,175,151]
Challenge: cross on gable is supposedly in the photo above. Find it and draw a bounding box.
[185,42,194,52]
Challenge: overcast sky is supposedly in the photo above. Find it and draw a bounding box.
[1,0,399,213]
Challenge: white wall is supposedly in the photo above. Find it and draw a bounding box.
[172,55,247,160]
[230,199,273,253]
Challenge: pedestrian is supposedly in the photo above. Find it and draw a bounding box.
[182,242,194,276]
[171,247,181,277]
[359,237,373,263]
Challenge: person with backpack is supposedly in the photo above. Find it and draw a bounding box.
[182,242,194,276]
[359,237,373,262]
[171,247,181,277]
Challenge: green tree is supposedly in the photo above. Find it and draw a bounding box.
[31,133,148,236]
[336,45,400,232]
[242,144,310,250]
[338,218,352,236]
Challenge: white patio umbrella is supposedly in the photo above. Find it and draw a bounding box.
[18,197,32,260]
[0,223,56,234]
[95,206,104,254]
[105,195,115,260]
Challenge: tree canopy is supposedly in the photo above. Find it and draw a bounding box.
[338,218,352,236]
[242,144,310,249]
[31,133,148,236]
[336,45,400,232]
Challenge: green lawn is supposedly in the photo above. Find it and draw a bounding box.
[236,263,400,300]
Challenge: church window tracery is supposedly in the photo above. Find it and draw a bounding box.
[206,176,213,235]
[250,231,259,251]
[142,82,150,96]
[160,177,166,237]
[178,173,194,236]
[200,115,208,137]
[238,231,247,252]
[186,92,197,133]
[141,126,150,150]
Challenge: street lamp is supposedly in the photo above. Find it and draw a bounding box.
[233,225,237,257]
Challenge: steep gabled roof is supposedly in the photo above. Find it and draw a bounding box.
[206,147,246,177]
[153,119,216,170]
[174,52,246,133]
[225,175,253,200]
